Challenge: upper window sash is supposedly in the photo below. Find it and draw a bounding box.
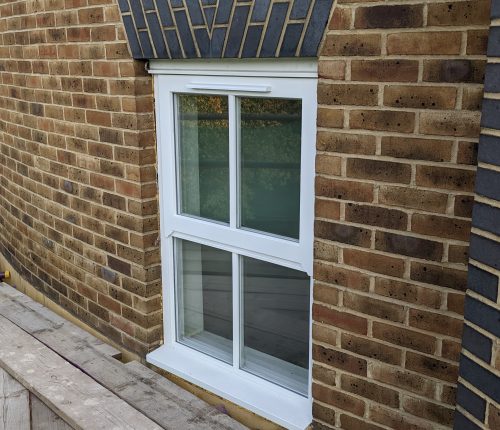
[154,72,316,276]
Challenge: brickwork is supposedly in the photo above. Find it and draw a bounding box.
[0,0,161,356]
[313,1,491,429]
[455,0,500,428]
[117,0,334,59]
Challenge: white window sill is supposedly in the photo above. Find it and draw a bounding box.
[147,344,312,430]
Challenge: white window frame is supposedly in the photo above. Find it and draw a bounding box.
[146,59,317,430]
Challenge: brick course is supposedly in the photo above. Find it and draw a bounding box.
[0,0,160,356]
[313,0,491,429]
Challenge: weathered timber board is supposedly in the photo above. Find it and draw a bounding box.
[0,368,30,430]
[0,283,246,430]
[30,394,74,430]
[0,315,163,430]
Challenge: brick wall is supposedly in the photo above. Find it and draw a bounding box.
[313,1,491,429]
[454,0,500,428]
[0,0,161,356]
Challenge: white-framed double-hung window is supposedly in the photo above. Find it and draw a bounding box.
[147,60,317,430]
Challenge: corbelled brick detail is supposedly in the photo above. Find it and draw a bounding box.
[455,0,500,428]
[0,0,161,356]
[313,1,491,429]
[117,0,334,59]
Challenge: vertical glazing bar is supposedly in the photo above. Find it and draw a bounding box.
[232,253,240,369]
[228,95,237,229]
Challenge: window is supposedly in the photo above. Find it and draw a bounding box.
[148,60,317,430]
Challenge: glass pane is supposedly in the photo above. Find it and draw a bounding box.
[176,239,232,363]
[241,256,310,395]
[240,98,302,239]
[178,94,229,223]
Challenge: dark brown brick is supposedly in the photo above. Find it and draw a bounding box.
[375,231,443,261]
[316,177,374,202]
[350,110,415,133]
[343,291,406,323]
[372,322,436,354]
[322,34,381,56]
[411,214,471,241]
[341,333,402,365]
[355,5,423,29]
[318,83,378,106]
[315,220,372,247]
[313,384,365,416]
[381,136,453,162]
[345,203,407,231]
[416,165,476,192]
[423,60,485,83]
[351,60,418,82]
[405,352,458,383]
[313,304,368,335]
[384,85,457,110]
[317,131,376,155]
[313,344,368,377]
[341,374,400,408]
[343,248,405,277]
[347,158,411,184]
[410,261,468,291]
[374,278,441,309]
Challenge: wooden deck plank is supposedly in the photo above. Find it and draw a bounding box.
[0,315,162,430]
[0,283,247,430]
[30,394,73,430]
[0,368,30,430]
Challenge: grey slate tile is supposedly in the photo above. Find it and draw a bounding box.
[210,27,227,57]
[290,0,312,20]
[456,383,486,422]
[481,99,500,130]
[484,64,500,93]
[194,28,211,57]
[250,0,271,22]
[131,0,147,29]
[475,167,500,200]
[146,12,169,57]
[203,6,216,30]
[300,0,333,56]
[478,134,500,166]
[142,0,155,11]
[472,202,500,238]
[174,9,197,57]
[453,410,481,430]
[187,1,205,26]
[467,264,499,302]
[138,31,155,57]
[241,25,263,58]
[459,354,500,404]
[280,23,304,57]
[492,0,500,19]
[118,0,130,13]
[157,1,174,26]
[171,0,184,8]
[122,15,143,58]
[165,29,183,58]
[224,5,250,57]
[469,234,500,272]
[261,2,289,57]
[461,324,493,364]
[215,0,234,25]
[487,26,500,57]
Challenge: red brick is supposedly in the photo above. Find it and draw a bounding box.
[313,304,368,335]
[343,248,405,277]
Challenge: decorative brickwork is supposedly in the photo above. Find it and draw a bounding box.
[313,1,491,429]
[117,0,334,59]
[0,0,161,356]
[455,0,500,428]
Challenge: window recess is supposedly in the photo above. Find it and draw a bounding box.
[147,60,317,430]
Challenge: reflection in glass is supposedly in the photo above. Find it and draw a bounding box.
[241,256,310,395]
[240,98,302,239]
[178,95,229,223]
[176,239,233,363]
